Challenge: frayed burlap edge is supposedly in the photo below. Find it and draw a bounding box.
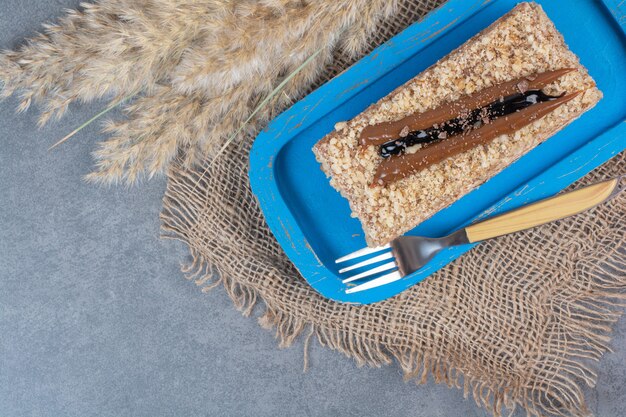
[161,149,625,417]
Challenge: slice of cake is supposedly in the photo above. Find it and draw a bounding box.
[313,2,601,247]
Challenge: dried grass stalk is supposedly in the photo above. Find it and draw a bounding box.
[1,0,400,184]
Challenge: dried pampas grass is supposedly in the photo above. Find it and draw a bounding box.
[0,0,401,184]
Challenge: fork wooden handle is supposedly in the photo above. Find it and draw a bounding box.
[465,178,620,243]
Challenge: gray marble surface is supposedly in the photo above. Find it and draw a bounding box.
[1,1,624,416]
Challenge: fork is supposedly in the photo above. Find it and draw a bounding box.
[337,175,625,294]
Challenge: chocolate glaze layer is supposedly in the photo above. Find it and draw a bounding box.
[371,91,581,187]
[379,90,564,158]
[359,68,576,146]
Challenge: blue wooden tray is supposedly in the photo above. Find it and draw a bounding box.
[250,0,626,304]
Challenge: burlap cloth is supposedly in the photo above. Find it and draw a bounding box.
[161,2,626,416]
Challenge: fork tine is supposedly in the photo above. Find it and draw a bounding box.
[342,261,397,284]
[335,244,391,263]
[345,270,403,294]
[338,252,394,274]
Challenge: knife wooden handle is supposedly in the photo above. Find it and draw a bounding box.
[465,178,619,243]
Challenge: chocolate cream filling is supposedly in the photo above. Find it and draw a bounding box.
[378,89,565,158]
[371,91,580,187]
[359,68,575,147]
